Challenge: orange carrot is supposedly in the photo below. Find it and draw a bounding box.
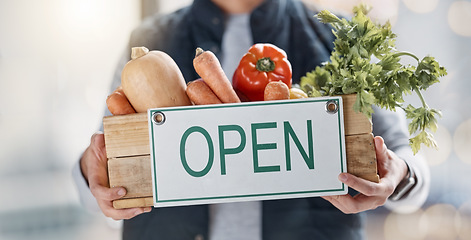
[106,86,136,115]
[193,48,241,103]
[264,81,290,101]
[186,78,223,105]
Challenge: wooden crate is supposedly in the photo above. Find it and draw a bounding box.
[103,94,379,209]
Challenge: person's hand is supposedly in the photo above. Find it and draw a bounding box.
[80,132,152,220]
[322,136,408,214]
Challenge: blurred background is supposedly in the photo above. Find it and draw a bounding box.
[0,0,469,239]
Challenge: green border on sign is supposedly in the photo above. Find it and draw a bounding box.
[149,97,346,204]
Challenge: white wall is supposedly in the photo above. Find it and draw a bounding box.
[0,0,141,213]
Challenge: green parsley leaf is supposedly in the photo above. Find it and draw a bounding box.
[301,4,447,154]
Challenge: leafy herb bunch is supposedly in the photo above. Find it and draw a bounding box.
[300,5,447,154]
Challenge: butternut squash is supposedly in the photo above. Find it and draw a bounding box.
[121,47,191,112]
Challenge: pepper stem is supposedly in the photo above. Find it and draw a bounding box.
[195,47,204,58]
[131,47,149,60]
[256,57,276,72]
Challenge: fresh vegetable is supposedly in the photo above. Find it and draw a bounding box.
[300,5,447,154]
[121,46,191,112]
[264,81,290,101]
[232,43,292,102]
[106,86,136,115]
[289,87,308,99]
[193,48,241,103]
[186,78,222,105]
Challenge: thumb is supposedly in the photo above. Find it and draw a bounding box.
[374,136,389,177]
[89,132,108,164]
[374,136,387,159]
[91,131,105,148]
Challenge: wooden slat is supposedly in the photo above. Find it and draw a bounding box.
[345,133,379,183]
[103,113,149,158]
[108,155,153,199]
[113,197,154,209]
[341,94,372,136]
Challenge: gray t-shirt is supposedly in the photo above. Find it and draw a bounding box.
[209,13,262,240]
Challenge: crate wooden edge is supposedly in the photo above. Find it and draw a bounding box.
[113,197,153,209]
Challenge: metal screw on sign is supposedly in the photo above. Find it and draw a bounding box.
[152,111,166,125]
[325,100,339,114]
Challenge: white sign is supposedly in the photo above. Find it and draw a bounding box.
[148,97,347,207]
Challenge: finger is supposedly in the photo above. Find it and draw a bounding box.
[322,195,351,212]
[322,194,361,214]
[112,207,152,220]
[338,173,381,197]
[86,158,110,188]
[373,136,405,189]
[374,136,388,162]
[90,183,127,201]
[323,193,385,214]
[87,133,112,191]
[90,133,107,162]
[90,131,104,147]
[373,136,385,151]
[339,172,395,202]
[353,193,388,209]
[98,199,152,220]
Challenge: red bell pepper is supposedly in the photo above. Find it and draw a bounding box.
[232,43,292,101]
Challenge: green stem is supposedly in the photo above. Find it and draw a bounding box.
[395,51,428,109]
[413,86,429,109]
[393,51,420,62]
